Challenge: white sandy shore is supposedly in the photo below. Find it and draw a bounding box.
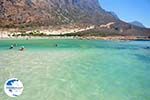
[0,26,149,40]
[0,25,95,39]
[0,35,149,41]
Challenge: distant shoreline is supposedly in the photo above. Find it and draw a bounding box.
[0,25,150,41]
[0,35,150,41]
[79,36,150,41]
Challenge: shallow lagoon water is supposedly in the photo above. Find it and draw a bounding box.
[0,39,150,100]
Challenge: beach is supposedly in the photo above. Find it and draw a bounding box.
[0,25,150,41]
[0,34,150,41]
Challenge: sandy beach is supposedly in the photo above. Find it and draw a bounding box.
[0,27,149,41]
[0,33,149,41]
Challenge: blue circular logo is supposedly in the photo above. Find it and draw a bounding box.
[4,78,24,97]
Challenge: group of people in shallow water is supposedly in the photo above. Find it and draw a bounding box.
[9,43,58,51]
[9,44,25,51]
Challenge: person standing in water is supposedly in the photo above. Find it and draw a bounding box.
[19,46,25,51]
[9,45,14,49]
[9,43,18,49]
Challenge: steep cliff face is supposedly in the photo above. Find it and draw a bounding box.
[0,0,116,27]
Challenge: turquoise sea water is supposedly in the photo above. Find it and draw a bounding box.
[0,39,150,100]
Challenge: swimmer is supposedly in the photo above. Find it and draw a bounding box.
[19,46,25,51]
[9,45,14,49]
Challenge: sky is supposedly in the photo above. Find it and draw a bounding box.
[99,0,150,28]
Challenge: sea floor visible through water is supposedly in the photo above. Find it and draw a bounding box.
[0,39,150,100]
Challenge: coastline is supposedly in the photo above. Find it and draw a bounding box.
[0,35,150,41]
[0,25,150,41]
[79,36,150,41]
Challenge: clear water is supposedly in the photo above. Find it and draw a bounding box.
[0,39,150,100]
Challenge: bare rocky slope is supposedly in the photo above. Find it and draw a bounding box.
[130,21,145,28]
[0,0,150,36]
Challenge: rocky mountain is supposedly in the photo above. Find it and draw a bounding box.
[108,11,119,19]
[0,0,117,27]
[130,21,146,28]
[0,0,150,37]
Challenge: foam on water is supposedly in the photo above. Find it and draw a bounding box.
[0,39,150,100]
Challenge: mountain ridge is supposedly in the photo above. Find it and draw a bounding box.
[0,0,117,27]
[0,0,150,37]
[130,21,146,28]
